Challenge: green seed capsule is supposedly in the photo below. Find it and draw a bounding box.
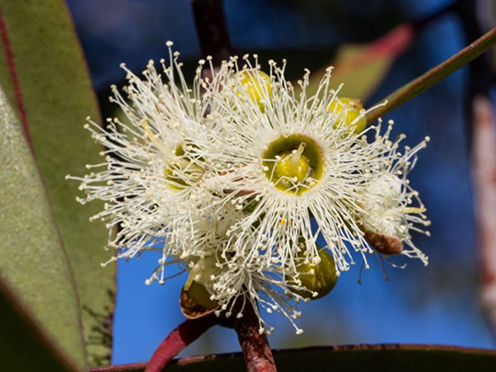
[329,97,367,134]
[292,248,338,300]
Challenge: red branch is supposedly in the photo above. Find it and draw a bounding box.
[234,304,277,372]
[142,298,278,372]
[191,0,234,64]
[473,95,496,335]
[144,314,218,372]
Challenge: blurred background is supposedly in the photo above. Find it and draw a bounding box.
[64,0,496,365]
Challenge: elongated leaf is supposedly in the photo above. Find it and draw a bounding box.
[0,1,115,366]
[0,85,86,367]
[0,275,81,372]
[307,25,414,101]
[90,345,496,372]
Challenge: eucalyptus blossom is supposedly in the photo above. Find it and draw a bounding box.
[70,48,429,334]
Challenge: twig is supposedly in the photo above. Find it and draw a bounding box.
[366,26,496,123]
[143,314,218,372]
[233,303,277,372]
[191,0,234,64]
[473,95,496,339]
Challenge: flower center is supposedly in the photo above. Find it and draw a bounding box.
[165,145,204,190]
[274,142,310,183]
[263,134,324,194]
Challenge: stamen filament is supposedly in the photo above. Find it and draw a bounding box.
[403,207,426,214]
[142,120,171,157]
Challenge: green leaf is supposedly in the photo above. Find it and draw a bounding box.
[0,85,86,367]
[306,25,414,102]
[0,1,116,366]
[0,275,81,372]
[89,346,496,372]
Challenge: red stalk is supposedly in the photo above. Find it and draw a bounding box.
[234,303,277,372]
[473,95,496,336]
[144,313,218,372]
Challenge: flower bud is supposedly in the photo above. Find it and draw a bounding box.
[329,97,366,134]
[180,281,219,319]
[364,230,403,255]
[292,248,338,300]
[236,70,271,110]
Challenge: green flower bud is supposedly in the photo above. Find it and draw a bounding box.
[236,70,271,110]
[292,248,338,300]
[329,97,366,134]
[180,281,219,319]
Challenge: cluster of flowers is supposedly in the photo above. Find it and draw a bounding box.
[70,43,430,334]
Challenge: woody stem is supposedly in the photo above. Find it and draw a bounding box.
[191,0,235,64]
[234,302,277,372]
[144,313,218,372]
